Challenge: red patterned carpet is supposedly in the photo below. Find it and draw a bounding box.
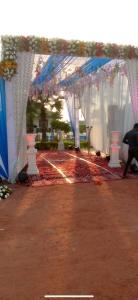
[30,151,138,186]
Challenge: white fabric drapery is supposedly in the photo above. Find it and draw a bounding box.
[6,52,34,180]
[79,72,135,159]
[65,93,76,135]
[126,59,138,121]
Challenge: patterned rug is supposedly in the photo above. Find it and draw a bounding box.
[30,151,138,186]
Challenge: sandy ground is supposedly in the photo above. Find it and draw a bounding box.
[0,180,138,300]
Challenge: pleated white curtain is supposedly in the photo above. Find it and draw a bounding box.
[6,52,34,180]
[79,84,92,127]
[66,93,76,135]
[79,73,135,159]
[126,59,138,121]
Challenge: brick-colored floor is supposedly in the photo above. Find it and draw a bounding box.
[0,180,138,300]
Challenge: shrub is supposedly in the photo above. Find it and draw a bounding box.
[36,141,58,150]
[80,141,88,149]
[36,140,88,150]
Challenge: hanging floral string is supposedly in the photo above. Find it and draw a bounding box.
[58,62,127,95]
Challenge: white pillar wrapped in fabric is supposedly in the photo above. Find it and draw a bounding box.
[58,130,64,151]
[108,131,121,168]
[74,95,80,149]
[26,134,39,175]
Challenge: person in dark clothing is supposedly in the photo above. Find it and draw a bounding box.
[122,123,138,177]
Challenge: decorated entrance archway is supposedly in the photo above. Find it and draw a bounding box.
[1,36,138,180]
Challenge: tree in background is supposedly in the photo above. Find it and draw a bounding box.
[26,100,40,133]
[51,120,71,134]
[26,91,63,142]
[49,109,62,123]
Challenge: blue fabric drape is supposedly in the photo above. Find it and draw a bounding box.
[0,77,8,179]
[33,55,73,86]
[60,57,111,87]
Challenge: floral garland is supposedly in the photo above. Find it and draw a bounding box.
[1,35,138,80]
[0,185,12,200]
[0,36,17,80]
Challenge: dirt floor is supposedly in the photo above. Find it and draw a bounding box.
[0,180,138,300]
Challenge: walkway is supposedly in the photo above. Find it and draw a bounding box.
[30,151,133,187]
